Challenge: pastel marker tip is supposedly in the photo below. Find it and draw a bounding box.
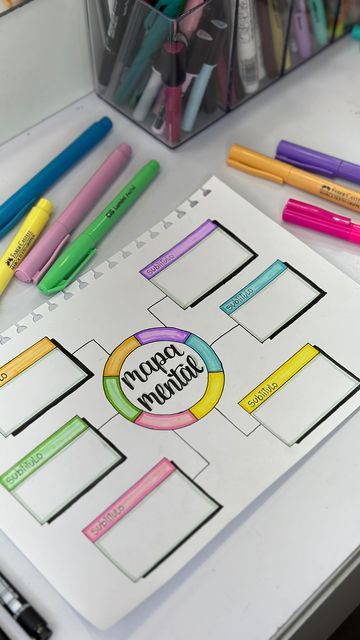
[148,160,161,173]
[98,116,113,131]
[38,159,161,294]
[116,143,132,162]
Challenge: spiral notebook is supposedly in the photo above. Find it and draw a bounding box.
[1,176,360,629]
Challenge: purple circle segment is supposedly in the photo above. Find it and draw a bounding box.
[135,327,190,344]
[103,327,223,431]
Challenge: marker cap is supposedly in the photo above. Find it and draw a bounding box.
[197,1,225,27]
[39,160,160,294]
[161,41,186,86]
[206,19,228,66]
[17,605,53,640]
[187,29,213,76]
[39,232,96,294]
[227,145,291,184]
[0,198,53,295]
[283,198,360,244]
[276,140,360,185]
[36,198,53,216]
[15,224,70,284]
[276,140,341,176]
[348,224,360,244]
[339,160,360,185]
[16,143,132,284]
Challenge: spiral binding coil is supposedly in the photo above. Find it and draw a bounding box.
[0,185,212,346]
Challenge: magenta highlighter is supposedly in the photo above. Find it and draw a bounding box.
[16,143,132,284]
[283,199,360,244]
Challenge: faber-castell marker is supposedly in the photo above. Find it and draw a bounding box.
[283,199,360,244]
[0,117,112,238]
[276,140,360,186]
[0,570,52,639]
[16,143,132,284]
[227,144,360,214]
[0,199,53,295]
[39,161,160,294]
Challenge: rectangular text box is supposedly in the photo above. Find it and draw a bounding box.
[83,459,221,581]
[0,416,125,523]
[0,339,93,436]
[141,221,257,309]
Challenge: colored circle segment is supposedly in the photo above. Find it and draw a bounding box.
[103,327,224,430]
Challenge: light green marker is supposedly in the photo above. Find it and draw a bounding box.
[39,160,160,294]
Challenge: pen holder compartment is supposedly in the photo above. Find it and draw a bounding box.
[87,0,235,148]
[231,0,351,106]
[231,0,293,105]
[281,0,354,75]
[86,0,358,148]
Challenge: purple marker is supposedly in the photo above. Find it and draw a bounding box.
[276,140,360,186]
[16,143,132,284]
[292,0,312,59]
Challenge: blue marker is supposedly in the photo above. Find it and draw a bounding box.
[114,0,183,106]
[0,117,112,238]
[182,20,228,133]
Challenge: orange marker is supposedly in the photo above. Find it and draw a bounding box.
[227,144,360,215]
[3,0,22,7]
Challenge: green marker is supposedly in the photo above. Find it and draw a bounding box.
[39,160,160,294]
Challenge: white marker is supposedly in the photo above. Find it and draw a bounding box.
[133,54,163,122]
[236,0,259,94]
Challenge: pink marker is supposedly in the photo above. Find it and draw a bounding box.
[162,42,186,145]
[283,199,360,244]
[180,0,205,42]
[16,143,132,284]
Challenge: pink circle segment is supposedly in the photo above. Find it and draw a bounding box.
[135,410,197,430]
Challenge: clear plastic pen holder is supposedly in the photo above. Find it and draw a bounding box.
[87,0,233,148]
[86,0,357,148]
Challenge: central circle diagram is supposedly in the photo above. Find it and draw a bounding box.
[103,327,224,430]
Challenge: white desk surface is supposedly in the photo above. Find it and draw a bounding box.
[1,35,360,640]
